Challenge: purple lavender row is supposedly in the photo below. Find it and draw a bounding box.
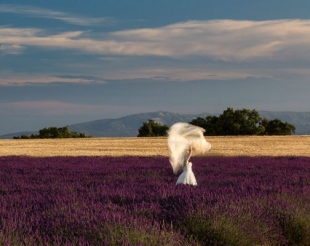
[0,156,309,245]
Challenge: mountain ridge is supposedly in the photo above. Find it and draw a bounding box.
[1,111,309,139]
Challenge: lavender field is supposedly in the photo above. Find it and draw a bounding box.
[0,156,309,246]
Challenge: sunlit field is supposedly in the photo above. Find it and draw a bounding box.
[0,135,310,157]
[1,136,310,245]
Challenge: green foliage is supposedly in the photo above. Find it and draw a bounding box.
[137,119,169,137]
[190,107,295,136]
[260,118,296,135]
[13,126,92,139]
[103,221,183,246]
[180,196,310,246]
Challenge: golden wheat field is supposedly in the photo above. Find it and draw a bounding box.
[0,136,309,157]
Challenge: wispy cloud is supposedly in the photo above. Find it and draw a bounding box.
[99,67,260,81]
[0,44,24,54]
[109,19,310,61]
[1,19,310,61]
[0,75,106,86]
[0,4,112,26]
[2,19,310,83]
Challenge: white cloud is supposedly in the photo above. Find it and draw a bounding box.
[0,4,111,26]
[0,44,24,54]
[0,75,106,86]
[112,19,310,61]
[100,67,260,81]
[1,19,310,62]
[2,19,310,83]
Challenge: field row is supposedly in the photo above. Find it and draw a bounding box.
[0,136,310,157]
[1,156,309,245]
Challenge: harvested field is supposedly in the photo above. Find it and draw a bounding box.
[0,136,309,157]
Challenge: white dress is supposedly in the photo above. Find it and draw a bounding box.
[176,162,197,186]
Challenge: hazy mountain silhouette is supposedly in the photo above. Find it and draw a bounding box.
[68,111,210,137]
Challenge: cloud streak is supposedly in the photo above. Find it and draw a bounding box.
[2,19,310,83]
[0,44,24,54]
[0,75,106,86]
[0,4,111,26]
[1,19,310,62]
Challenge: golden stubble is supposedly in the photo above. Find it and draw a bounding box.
[0,136,309,157]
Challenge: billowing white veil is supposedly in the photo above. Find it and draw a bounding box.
[168,122,211,174]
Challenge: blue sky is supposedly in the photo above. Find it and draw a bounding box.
[1,0,310,135]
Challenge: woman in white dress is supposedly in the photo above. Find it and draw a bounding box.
[168,122,211,186]
[176,146,197,186]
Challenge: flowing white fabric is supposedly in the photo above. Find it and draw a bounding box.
[168,122,211,174]
[176,162,197,186]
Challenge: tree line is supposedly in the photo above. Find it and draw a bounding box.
[12,108,295,139]
[13,126,92,139]
[137,108,296,137]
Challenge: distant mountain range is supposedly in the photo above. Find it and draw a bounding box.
[1,111,310,139]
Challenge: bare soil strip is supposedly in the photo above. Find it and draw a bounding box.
[0,136,309,157]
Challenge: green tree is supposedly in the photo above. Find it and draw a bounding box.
[13,126,92,139]
[190,116,219,136]
[57,126,71,138]
[263,118,295,135]
[190,117,208,130]
[204,115,220,136]
[217,108,262,135]
[137,119,169,137]
[39,127,59,138]
[190,108,295,136]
